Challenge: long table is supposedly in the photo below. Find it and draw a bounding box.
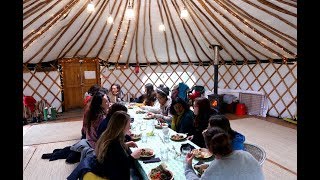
[127,105,213,180]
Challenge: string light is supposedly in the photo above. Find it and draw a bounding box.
[107,0,113,24]
[180,7,189,19]
[87,1,95,12]
[126,0,134,20]
[107,16,114,24]
[159,23,165,31]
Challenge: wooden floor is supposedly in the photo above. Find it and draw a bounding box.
[225,113,297,130]
[25,108,297,130]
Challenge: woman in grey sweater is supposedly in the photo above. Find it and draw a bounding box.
[185,127,264,180]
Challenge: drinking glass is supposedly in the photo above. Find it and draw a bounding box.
[160,147,169,161]
[181,146,191,157]
[141,132,147,143]
[162,126,170,143]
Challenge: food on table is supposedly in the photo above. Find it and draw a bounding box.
[146,131,155,136]
[143,115,154,119]
[170,134,186,141]
[149,163,173,180]
[140,148,154,157]
[136,110,146,114]
[194,163,209,176]
[130,133,142,140]
[136,103,144,107]
[155,122,168,129]
[191,148,213,159]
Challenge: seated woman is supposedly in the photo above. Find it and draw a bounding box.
[141,84,173,125]
[185,127,264,180]
[83,84,101,106]
[68,111,142,180]
[81,87,108,139]
[188,97,216,148]
[94,111,142,179]
[170,97,194,134]
[96,102,130,140]
[83,89,109,148]
[134,83,156,106]
[107,83,124,103]
[208,114,245,150]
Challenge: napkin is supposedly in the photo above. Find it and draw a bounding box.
[143,157,161,164]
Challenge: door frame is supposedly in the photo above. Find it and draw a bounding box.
[59,58,100,111]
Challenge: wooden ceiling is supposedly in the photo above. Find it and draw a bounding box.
[23,0,297,65]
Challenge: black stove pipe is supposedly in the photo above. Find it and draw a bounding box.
[209,44,223,95]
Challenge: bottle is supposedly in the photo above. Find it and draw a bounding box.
[51,107,57,120]
[43,107,48,121]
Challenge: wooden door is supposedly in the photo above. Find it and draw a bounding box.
[60,59,100,111]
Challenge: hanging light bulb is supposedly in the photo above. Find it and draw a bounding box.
[159,23,165,31]
[87,1,95,12]
[126,1,134,20]
[180,7,189,19]
[107,0,113,24]
[107,15,114,24]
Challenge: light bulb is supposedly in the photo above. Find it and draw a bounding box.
[159,24,165,31]
[180,8,189,19]
[126,6,134,20]
[107,16,113,24]
[87,2,95,12]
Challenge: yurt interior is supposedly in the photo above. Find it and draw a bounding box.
[22,0,297,179]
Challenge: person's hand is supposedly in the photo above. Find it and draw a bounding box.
[131,149,142,159]
[147,112,155,118]
[157,118,165,123]
[187,135,194,140]
[126,141,138,148]
[185,152,195,166]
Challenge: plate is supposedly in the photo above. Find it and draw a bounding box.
[136,110,146,114]
[143,115,154,120]
[136,103,144,107]
[148,164,173,180]
[170,133,187,141]
[140,148,155,158]
[194,163,209,176]
[155,123,168,129]
[191,148,213,159]
[130,133,142,141]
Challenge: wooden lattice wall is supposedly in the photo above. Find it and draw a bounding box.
[23,65,63,112]
[23,62,296,119]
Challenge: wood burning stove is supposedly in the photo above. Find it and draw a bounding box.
[208,94,223,113]
[208,44,223,114]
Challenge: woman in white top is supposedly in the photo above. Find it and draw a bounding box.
[140,85,173,125]
[185,127,264,180]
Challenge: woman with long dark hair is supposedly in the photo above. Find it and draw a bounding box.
[96,102,128,139]
[169,97,194,134]
[83,89,109,148]
[208,114,245,150]
[135,83,157,106]
[188,97,216,147]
